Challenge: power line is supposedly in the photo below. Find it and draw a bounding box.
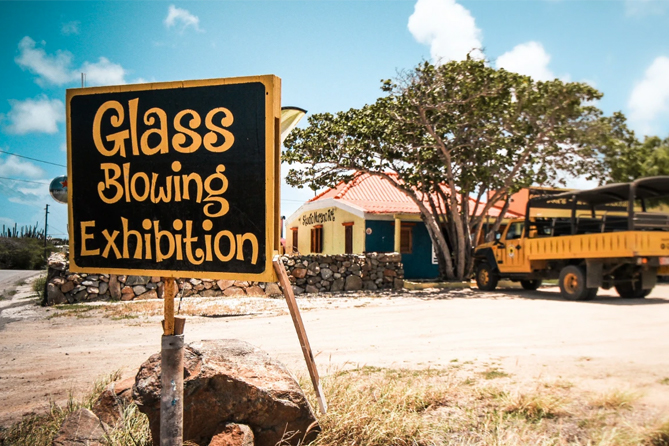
[0,176,49,185]
[0,149,66,168]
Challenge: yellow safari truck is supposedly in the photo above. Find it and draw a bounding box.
[474,176,669,300]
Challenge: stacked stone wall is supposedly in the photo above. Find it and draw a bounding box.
[281,252,404,294]
[43,252,404,305]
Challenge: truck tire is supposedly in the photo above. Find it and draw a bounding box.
[520,280,542,290]
[615,281,651,299]
[476,263,499,291]
[559,265,596,301]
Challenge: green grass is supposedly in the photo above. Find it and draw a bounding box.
[47,304,95,319]
[481,367,510,380]
[660,377,669,386]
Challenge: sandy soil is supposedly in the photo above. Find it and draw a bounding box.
[1,277,668,427]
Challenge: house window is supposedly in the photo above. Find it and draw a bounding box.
[400,226,412,254]
[290,227,298,253]
[311,225,323,253]
[343,222,354,254]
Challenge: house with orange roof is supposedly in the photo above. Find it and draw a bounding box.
[285,173,521,279]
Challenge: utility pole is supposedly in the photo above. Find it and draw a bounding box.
[44,204,49,260]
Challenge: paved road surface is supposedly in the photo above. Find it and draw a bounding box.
[0,270,42,295]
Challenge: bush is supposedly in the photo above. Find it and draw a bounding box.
[0,238,58,270]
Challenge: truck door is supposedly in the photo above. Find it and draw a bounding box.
[500,221,529,273]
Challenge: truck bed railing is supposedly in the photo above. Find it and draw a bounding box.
[633,212,669,230]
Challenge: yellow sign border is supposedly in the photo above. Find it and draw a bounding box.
[66,75,281,282]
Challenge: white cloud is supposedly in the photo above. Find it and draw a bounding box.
[496,41,556,81]
[625,0,668,16]
[0,155,49,206]
[0,155,45,179]
[80,57,126,86]
[2,96,64,135]
[15,36,127,86]
[408,0,483,64]
[61,21,80,35]
[2,181,49,206]
[15,36,74,86]
[628,56,669,136]
[164,5,203,32]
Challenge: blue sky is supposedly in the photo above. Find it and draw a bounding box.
[1,0,668,240]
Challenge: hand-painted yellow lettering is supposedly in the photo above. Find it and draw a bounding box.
[214,230,235,262]
[93,100,129,157]
[80,221,100,256]
[236,233,258,264]
[204,107,234,153]
[97,163,124,204]
[173,109,202,153]
[153,221,175,262]
[122,217,142,259]
[183,220,204,265]
[150,172,172,203]
[128,98,140,156]
[203,164,229,217]
[140,107,169,155]
[101,229,121,259]
[130,171,150,201]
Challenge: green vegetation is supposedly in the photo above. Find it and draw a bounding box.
[285,56,608,280]
[0,237,60,270]
[481,367,510,379]
[32,274,46,300]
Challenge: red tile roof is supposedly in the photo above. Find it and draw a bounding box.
[308,172,520,218]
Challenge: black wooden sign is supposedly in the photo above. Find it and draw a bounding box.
[67,76,280,281]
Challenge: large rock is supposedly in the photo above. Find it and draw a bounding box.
[125,275,150,286]
[223,286,246,297]
[91,376,134,426]
[216,279,235,291]
[109,275,121,299]
[133,339,318,446]
[331,278,345,292]
[378,252,402,263]
[292,268,307,279]
[264,282,283,297]
[245,285,265,297]
[47,283,66,305]
[344,274,363,291]
[53,408,106,446]
[208,423,255,446]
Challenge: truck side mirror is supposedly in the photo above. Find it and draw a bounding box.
[495,232,502,241]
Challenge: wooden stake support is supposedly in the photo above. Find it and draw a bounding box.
[273,256,328,414]
[161,277,185,446]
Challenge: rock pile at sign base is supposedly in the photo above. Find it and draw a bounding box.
[133,339,319,446]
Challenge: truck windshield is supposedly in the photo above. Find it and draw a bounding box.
[505,222,524,240]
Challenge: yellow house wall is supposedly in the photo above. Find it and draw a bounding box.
[286,206,365,254]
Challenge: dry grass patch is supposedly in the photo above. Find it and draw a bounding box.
[4,365,667,446]
[301,367,666,446]
[589,389,640,411]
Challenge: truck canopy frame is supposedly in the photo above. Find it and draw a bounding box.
[524,176,669,236]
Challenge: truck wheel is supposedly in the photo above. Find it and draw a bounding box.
[520,280,542,290]
[476,263,499,291]
[559,265,596,301]
[615,281,651,299]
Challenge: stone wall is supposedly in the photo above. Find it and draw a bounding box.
[281,252,404,294]
[44,252,404,305]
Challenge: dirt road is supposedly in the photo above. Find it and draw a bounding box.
[1,279,668,426]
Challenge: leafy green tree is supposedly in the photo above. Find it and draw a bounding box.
[593,112,669,183]
[284,58,603,280]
